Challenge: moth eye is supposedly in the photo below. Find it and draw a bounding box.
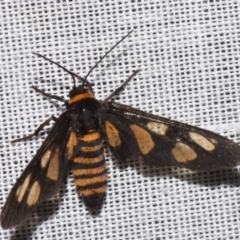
[172,142,197,163]
[130,124,154,154]
[189,132,216,151]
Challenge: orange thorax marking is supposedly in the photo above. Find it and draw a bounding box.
[70,92,94,104]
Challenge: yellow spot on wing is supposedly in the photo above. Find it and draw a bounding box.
[16,173,32,203]
[27,181,41,206]
[105,121,121,147]
[172,142,197,162]
[147,122,168,136]
[189,132,215,151]
[41,150,52,168]
[130,124,154,154]
[47,147,59,181]
[67,131,78,159]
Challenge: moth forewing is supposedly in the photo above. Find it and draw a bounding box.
[104,102,240,171]
[1,112,71,229]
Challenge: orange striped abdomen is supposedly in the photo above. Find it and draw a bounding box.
[70,131,108,210]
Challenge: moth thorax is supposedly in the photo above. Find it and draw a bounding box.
[69,98,101,135]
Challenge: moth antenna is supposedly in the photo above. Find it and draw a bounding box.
[82,29,134,87]
[32,52,94,92]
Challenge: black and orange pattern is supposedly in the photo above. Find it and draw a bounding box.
[2,32,240,229]
[67,129,107,209]
[67,93,108,209]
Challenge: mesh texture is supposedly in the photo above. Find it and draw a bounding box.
[1,1,240,240]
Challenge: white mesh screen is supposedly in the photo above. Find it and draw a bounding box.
[1,1,240,239]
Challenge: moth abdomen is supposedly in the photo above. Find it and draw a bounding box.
[71,131,108,210]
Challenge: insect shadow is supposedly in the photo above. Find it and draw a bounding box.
[110,150,240,188]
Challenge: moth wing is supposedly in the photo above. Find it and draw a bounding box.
[1,112,71,229]
[104,102,240,171]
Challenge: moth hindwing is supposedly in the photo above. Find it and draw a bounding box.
[2,31,240,229]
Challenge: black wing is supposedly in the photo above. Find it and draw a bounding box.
[103,102,240,171]
[1,112,71,229]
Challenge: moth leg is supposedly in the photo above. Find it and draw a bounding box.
[103,69,140,102]
[31,85,67,102]
[11,115,57,143]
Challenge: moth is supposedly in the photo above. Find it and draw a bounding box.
[2,30,240,229]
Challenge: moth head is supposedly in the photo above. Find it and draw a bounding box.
[69,85,90,99]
